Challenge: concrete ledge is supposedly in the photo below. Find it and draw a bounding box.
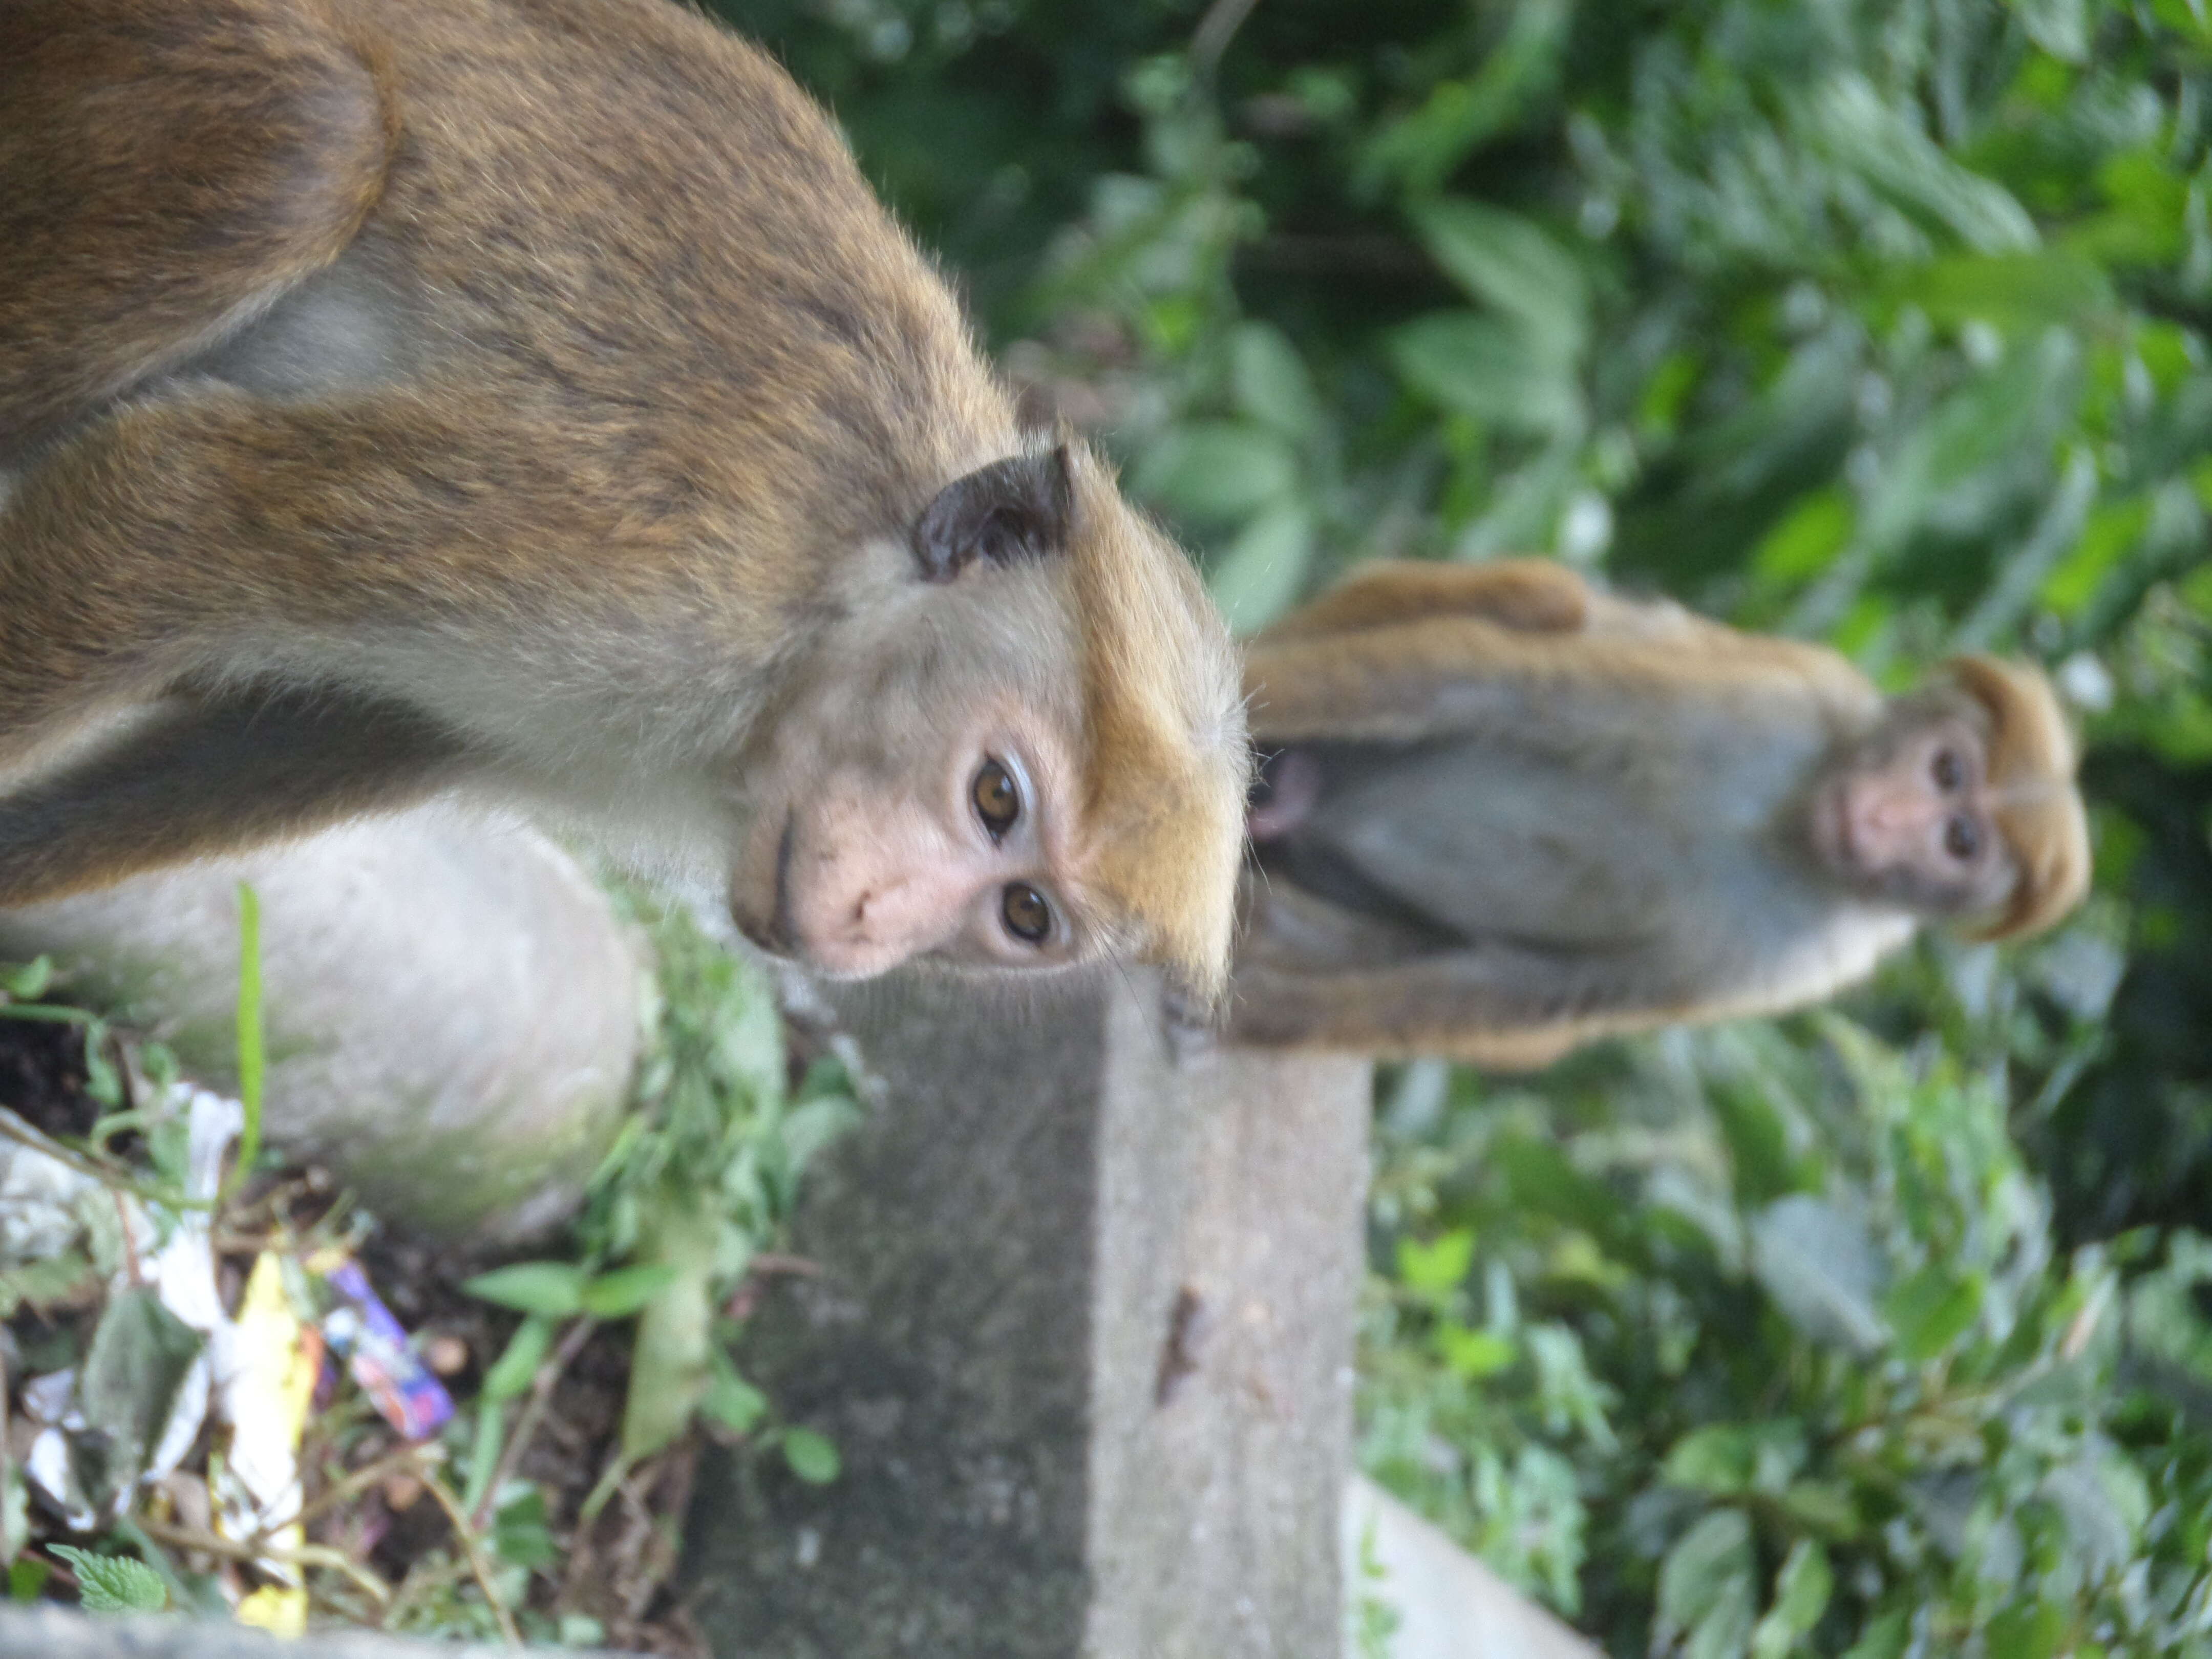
[681,969,1373,1655]
[1343,1476,1601,1659]
[0,1606,527,1658]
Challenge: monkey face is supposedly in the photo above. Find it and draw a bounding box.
[720,452,1103,980]
[728,698,1093,980]
[1810,709,2017,918]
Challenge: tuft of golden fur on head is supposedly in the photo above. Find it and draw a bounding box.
[1944,654,2091,941]
[1060,444,1251,1007]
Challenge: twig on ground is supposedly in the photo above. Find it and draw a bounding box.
[473,1315,597,1531]
[420,1466,523,1647]
[134,1515,392,1606]
[296,1441,448,1531]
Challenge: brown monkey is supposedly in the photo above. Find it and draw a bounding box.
[0,0,1249,995]
[1233,560,2090,1065]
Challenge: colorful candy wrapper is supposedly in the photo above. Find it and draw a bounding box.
[317,1258,455,1440]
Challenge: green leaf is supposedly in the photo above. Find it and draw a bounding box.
[463,1262,589,1318]
[702,1367,769,1436]
[1753,488,1855,585]
[1800,73,2038,253]
[1355,0,1570,193]
[1750,1540,1832,1659]
[1841,1609,1911,1659]
[580,1263,679,1320]
[461,1402,504,1522]
[48,1545,167,1615]
[0,958,53,1000]
[1388,314,1582,437]
[1983,1600,2068,1659]
[1437,1325,1515,1380]
[227,882,264,1205]
[1749,1195,1888,1352]
[1664,1422,1807,1498]
[482,1314,555,1402]
[1396,1229,1476,1294]
[781,1428,841,1485]
[619,1203,721,1464]
[1134,423,1298,524]
[1410,199,1589,360]
[1711,1082,1802,1206]
[8,1558,50,1604]
[1656,1509,1756,1653]
[1231,322,1322,441]
[2041,496,2150,617]
[1882,1264,1984,1363]
[1885,251,2114,337]
[490,1487,559,1572]
[1779,1480,1862,1540]
[1208,503,1315,637]
[77,1287,205,1513]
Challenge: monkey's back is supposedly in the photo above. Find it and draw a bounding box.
[203,0,1015,583]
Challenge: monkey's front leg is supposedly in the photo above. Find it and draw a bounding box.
[0,690,471,906]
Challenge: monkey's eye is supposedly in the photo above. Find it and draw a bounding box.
[972,758,1020,840]
[1943,815,1982,862]
[1001,882,1052,945]
[1931,749,1966,791]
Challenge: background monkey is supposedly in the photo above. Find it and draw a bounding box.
[0,0,1250,996]
[1233,560,2090,1066]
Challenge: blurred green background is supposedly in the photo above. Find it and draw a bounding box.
[715,2,2212,1651]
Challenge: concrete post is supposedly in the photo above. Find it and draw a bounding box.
[680,969,1373,1657]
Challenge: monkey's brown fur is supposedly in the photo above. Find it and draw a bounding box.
[0,0,1248,993]
[1233,560,2090,1065]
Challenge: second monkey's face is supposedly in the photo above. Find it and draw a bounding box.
[1805,700,2017,920]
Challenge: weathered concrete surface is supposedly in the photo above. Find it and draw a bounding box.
[0,1606,534,1658]
[0,805,649,1241]
[1342,1476,1602,1659]
[682,969,1372,1657]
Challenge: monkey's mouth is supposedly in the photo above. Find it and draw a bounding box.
[732,812,801,959]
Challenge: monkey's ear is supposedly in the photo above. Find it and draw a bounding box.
[912,446,1074,581]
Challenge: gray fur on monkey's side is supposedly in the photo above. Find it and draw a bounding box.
[1232,560,2090,1067]
[0,0,1249,999]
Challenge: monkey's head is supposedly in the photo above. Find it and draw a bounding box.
[1807,654,2090,939]
[730,441,1251,1003]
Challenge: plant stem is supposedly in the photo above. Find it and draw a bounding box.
[471,1315,596,1532]
[419,1467,522,1647]
[133,1515,392,1606]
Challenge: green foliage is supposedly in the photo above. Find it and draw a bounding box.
[581,894,858,1497]
[457,894,860,1536]
[779,1428,842,1485]
[1363,1020,2212,1655]
[48,1545,166,1615]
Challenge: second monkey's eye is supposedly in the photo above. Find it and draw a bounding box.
[1943,815,1982,862]
[1002,883,1052,944]
[1931,749,1966,791]
[973,757,1020,840]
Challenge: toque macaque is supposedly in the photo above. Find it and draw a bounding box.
[0,0,1249,998]
[1234,559,2090,1066]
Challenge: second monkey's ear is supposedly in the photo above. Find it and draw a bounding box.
[912,446,1074,581]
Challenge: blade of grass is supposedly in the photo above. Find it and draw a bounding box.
[224,883,265,1208]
